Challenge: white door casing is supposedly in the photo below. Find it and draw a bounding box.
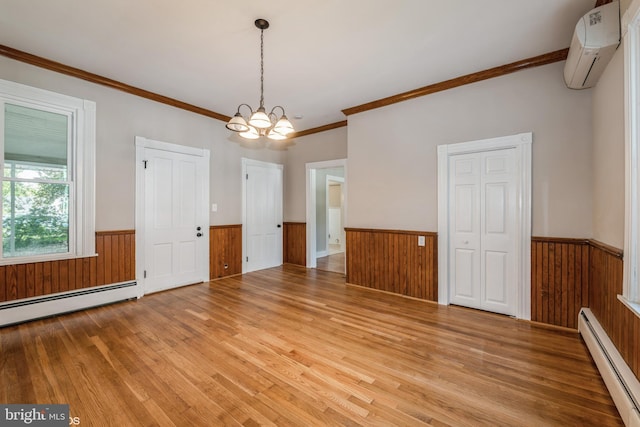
[135,137,210,295]
[438,132,532,319]
[242,158,283,273]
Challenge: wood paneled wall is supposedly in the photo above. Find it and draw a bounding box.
[531,237,590,329]
[283,222,306,266]
[345,228,438,301]
[210,225,242,279]
[0,229,135,303]
[531,237,639,379]
[588,241,639,378]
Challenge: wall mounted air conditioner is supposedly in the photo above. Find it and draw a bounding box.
[563,1,620,89]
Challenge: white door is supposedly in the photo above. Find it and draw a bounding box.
[140,141,209,294]
[328,208,342,245]
[449,148,517,316]
[243,159,283,273]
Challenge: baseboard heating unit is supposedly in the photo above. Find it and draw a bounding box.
[579,308,640,426]
[0,281,138,327]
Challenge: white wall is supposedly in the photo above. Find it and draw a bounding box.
[283,127,348,222]
[0,57,285,231]
[592,44,625,249]
[347,61,593,237]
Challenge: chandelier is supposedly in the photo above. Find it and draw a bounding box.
[226,19,294,140]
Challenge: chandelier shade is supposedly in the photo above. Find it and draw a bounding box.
[226,111,250,132]
[239,126,260,140]
[226,19,295,141]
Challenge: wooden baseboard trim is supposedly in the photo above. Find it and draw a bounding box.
[208,273,243,282]
[523,319,579,333]
[589,239,624,259]
[344,227,437,236]
[210,224,242,230]
[346,282,438,304]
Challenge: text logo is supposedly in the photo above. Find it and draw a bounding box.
[1,405,69,426]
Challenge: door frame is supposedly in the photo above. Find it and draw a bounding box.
[135,136,210,296]
[305,159,347,268]
[437,132,532,319]
[241,157,283,274]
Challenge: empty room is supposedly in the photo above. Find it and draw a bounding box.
[1,0,639,425]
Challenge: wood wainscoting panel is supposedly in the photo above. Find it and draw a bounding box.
[588,241,639,378]
[0,230,135,303]
[345,228,437,301]
[283,222,306,266]
[531,237,590,329]
[210,225,242,279]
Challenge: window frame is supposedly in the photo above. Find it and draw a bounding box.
[0,78,96,265]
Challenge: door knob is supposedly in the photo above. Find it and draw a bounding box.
[197,232,203,237]
[196,226,202,231]
[277,224,282,228]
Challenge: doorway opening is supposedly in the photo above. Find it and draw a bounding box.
[306,159,347,274]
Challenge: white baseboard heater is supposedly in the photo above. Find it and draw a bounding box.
[579,308,640,426]
[0,281,139,327]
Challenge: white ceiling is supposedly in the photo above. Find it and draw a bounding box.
[0,0,597,133]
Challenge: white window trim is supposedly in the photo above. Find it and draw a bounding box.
[623,0,640,314]
[0,79,96,265]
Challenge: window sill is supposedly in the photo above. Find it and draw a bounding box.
[618,294,640,320]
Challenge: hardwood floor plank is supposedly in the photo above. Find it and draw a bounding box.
[0,265,622,426]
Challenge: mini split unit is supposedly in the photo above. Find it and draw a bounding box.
[564,1,621,89]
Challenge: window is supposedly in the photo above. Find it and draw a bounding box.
[624,1,640,312]
[0,79,96,264]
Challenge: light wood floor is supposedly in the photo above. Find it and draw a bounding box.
[316,252,345,274]
[1,265,621,426]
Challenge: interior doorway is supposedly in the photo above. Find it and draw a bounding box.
[306,159,347,274]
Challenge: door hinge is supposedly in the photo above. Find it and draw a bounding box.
[144,270,147,278]
[246,173,248,180]
[143,160,148,169]
[246,256,248,262]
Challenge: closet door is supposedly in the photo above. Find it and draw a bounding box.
[449,148,517,316]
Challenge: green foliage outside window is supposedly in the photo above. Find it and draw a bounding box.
[2,164,69,257]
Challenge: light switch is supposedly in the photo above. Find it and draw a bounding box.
[211,203,218,212]
[418,236,425,246]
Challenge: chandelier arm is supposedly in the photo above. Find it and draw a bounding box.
[236,103,254,117]
[269,105,286,118]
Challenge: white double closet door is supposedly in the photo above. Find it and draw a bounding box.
[449,148,517,316]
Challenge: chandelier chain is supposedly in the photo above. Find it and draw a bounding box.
[259,28,264,109]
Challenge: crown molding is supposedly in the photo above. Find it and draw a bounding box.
[341,48,569,116]
[0,44,231,122]
[290,120,348,138]
[1,44,571,139]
